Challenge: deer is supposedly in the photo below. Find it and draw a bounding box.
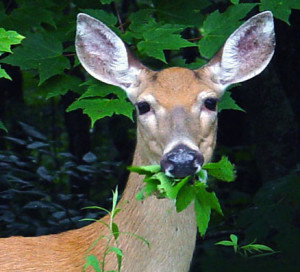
[0,11,275,272]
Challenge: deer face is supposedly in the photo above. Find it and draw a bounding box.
[130,67,219,177]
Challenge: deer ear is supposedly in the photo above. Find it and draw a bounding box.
[75,13,145,95]
[207,11,275,91]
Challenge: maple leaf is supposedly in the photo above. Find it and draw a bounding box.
[198,4,257,58]
[1,33,70,85]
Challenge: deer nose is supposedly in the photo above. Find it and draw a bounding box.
[160,144,204,178]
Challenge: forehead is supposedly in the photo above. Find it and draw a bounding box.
[142,67,215,109]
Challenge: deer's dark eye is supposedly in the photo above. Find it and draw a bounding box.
[204,98,218,111]
[136,101,151,115]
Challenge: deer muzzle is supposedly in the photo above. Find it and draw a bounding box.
[160,144,204,178]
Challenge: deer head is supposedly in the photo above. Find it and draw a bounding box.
[76,11,275,178]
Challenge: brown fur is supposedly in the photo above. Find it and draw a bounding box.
[0,67,218,272]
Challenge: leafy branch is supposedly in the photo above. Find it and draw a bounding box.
[82,188,149,272]
[216,234,277,258]
[128,156,235,236]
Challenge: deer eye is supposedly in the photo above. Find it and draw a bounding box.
[204,98,218,111]
[136,101,151,115]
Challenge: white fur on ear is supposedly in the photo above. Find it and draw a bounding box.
[208,11,275,91]
[76,13,143,92]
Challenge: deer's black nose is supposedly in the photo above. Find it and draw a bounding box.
[160,144,204,178]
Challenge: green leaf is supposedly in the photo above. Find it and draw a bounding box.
[197,169,208,183]
[156,172,177,199]
[80,82,127,100]
[137,24,195,63]
[198,3,257,58]
[202,156,235,182]
[172,176,191,198]
[108,246,123,257]
[127,165,161,175]
[80,9,117,26]
[0,119,8,133]
[154,0,209,25]
[259,0,300,25]
[194,183,223,236]
[230,234,238,252]
[112,222,119,241]
[0,28,25,53]
[194,198,211,236]
[218,91,245,112]
[1,33,70,85]
[111,208,121,220]
[0,28,24,81]
[67,98,134,127]
[66,81,134,126]
[153,173,188,199]
[194,183,223,215]
[0,3,56,34]
[230,0,239,5]
[0,65,11,80]
[215,240,235,246]
[135,177,160,201]
[128,9,156,39]
[83,255,101,272]
[41,75,83,99]
[127,9,197,61]
[176,185,195,212]
[107,246,123,271]
[241,244,274,252]
[230,234,238,245]
[112,187,119,211]
[38,57,70,85]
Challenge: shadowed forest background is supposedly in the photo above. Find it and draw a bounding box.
[0,0,299,271]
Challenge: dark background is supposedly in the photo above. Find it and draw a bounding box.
[0,1,299,271]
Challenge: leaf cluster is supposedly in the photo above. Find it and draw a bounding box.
[0,27,24,80]
[82,188,149,272]
[82,189,124,272]
[128,156,235,236]
[216,234,276,258]
[0,122,118,237]
[0,0,298,132]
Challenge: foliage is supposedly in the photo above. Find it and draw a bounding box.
[189,168,300,272]
[0,0,298,132]
[0,27,24,80]
[198,3,257,58]
[259,0,300,24]
[0,27,24,131]
[218,86,245,112]
[0,122,119,237]
[66,80,134,127]
[216,234,275,258]
[82,188,149,272]
[3,33,70,85]
[82,188,123,272]
[128,156,235,236]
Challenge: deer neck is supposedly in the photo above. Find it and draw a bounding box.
[119,141,151,201]
[114,143,197,272]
